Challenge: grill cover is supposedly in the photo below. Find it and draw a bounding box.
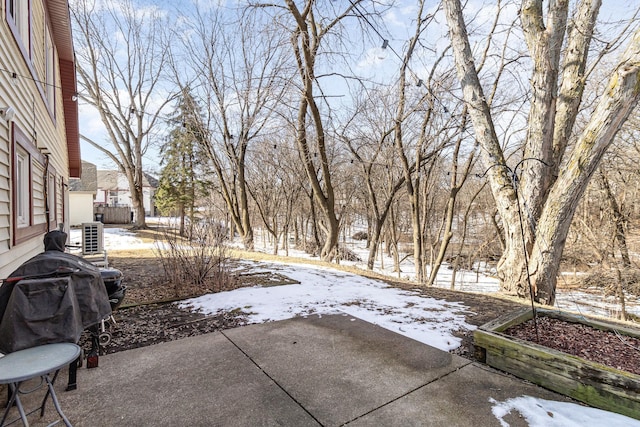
[0,276,85,352]
[0,250,112,354]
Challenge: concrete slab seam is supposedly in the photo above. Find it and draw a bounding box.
[220,329,324,426]
[340,361,473,426]
[470,361,533,382]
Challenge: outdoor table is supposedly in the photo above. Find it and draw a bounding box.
[0,343,80,427]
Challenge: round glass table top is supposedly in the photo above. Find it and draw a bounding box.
[0,343,81,383]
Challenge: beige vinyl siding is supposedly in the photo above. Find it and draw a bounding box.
[31,0,45,90]
[0,21,15,255]
[0,0,71,275]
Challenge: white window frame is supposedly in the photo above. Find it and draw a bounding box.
[7,0,31,56]
[47,168,57,224]
[12,124,47,245]
[16,146,29,227]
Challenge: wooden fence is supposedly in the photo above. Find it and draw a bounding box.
[94,206,132,224]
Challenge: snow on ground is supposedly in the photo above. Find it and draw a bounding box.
[490,396,639,427]
[242,225,640,318]
[71,223,639,319]
[180,259,474,351]
[68,227,474,351]
[71,224,640,426]
[69,227,155,251]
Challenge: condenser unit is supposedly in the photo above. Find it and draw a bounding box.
[82,222,104,255]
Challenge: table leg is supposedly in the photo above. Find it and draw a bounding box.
[0,386,14,426]
[43,375,71,427]
[1,383,29,427]
[40,370,60,417]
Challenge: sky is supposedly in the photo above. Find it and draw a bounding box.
[74,0,639,174]
[67,225,640,426]
[73,0,474,169]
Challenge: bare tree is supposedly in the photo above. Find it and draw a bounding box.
[387,0,466,283]
[427,112,479,286]
[339,87,407,271]
[427,1,523,286]
[444,0,640,304]
[247,139,304,256]
[72,0,175,228]
[169,5,292,250]
[260,0,388,261]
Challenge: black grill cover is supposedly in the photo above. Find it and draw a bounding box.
[0,250,112,354]
[0,276,85,352]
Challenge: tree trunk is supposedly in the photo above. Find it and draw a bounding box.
[599,170,631,267]
[388,205,402,275]
[428,188,457,287]
[367,220,384,270]
[179,202,185,237]
[530,33,640,304]
[444,0,640,304]
[444,0,520,293]
[131,190,146,228]
[409,192,424,283]
[309,190,321,251]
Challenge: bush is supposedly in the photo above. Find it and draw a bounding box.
[579,268,640,296]
[298,241,320,257]
[351,231,368,241]
[154,219,234,296]
[336,246,362,262]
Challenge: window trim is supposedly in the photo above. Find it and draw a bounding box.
[47,163,58,227]
[15,145,30,227]
[6,0,55,122]
[12,123,46,245]
[6,0,32,62]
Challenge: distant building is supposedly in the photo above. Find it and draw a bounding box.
[69,161,98,225]
[95,170,157,216]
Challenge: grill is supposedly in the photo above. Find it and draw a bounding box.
[0,230,126,387]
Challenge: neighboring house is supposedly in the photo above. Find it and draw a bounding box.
[95,170,157,216]
[69,161,97,225]
[0,1,80,278]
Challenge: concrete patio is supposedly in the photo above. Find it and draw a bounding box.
[13,314,572,426]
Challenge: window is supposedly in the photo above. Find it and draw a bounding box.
[47,168,57,225]
[16,146,29,226]
[44,23,56,112]
[7,0,31,55]
[12,124,46,245]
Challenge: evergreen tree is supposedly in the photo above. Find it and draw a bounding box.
[156,88,208,237]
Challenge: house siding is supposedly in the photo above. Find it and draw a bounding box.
[0,0,76,278]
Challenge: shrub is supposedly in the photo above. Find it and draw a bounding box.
[351,231,368,241]
[154,219,234,296]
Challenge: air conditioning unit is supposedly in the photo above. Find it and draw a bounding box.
[82,222,104,255]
